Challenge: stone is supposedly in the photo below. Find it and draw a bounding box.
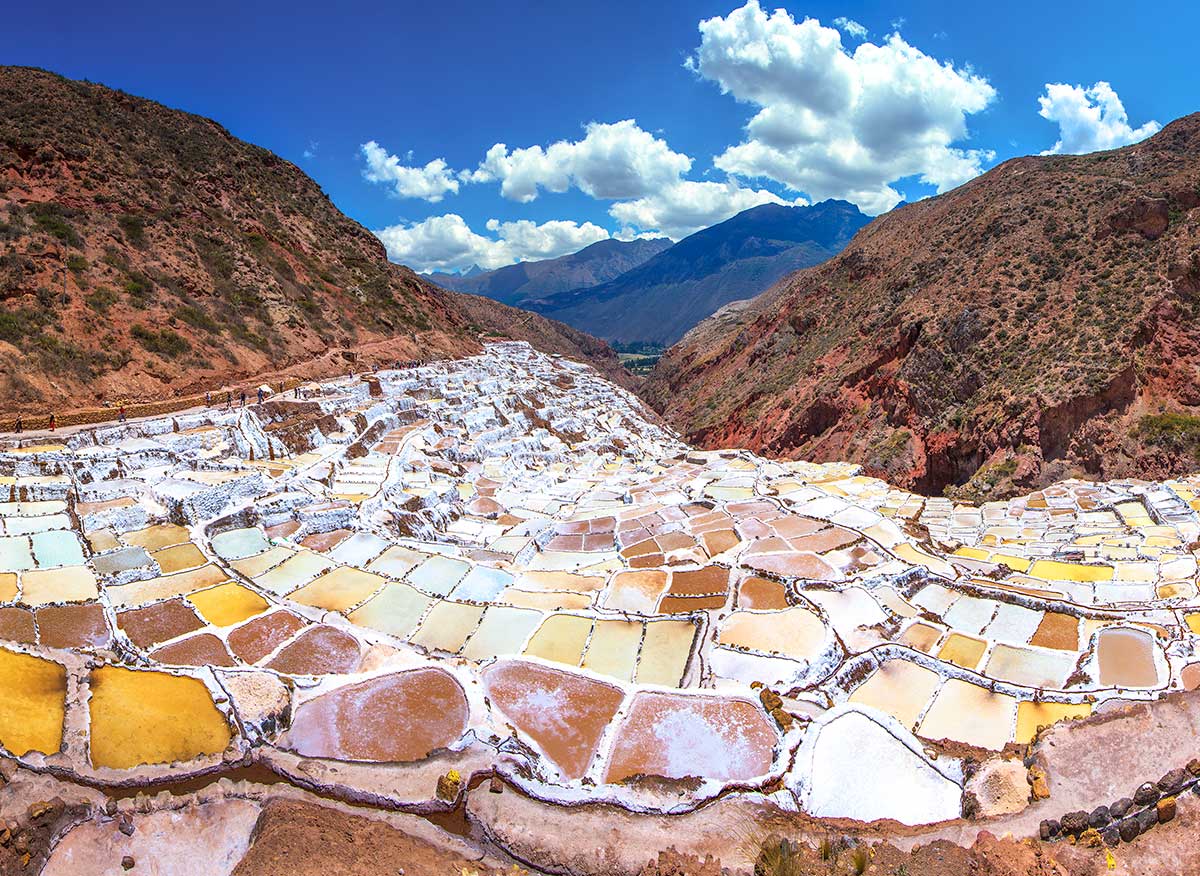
[436,769,461,802]
[1027,765,1050,800]
[118,816,134,837]
[121,856,135,870]
[1060,810,1089,836]
[1187,758,1200,777]
[1088,805,1110,828]
[1100,826,1120,848]
[968,758,1029,817]
[961,791,980,819]
[1133,782,1160,806]
[488,776,503,794]
[1118,818,1140,843]
[1157,767,1190,794]
[1156,796,1176,823]
[1109,797,1133,819]
[1039,819,1060,840]
[1135,806,1158,834]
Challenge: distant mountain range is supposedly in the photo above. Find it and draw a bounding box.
[524,200,870,344]
[427,237,671,305]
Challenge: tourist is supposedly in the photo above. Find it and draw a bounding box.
[14,415,21,434]
[294,385,300,399]
[205,391,211,407]
[118,404,127,423]
[257,387,265,405]
[226,391,232,410]
[240,390,246,408]
[48,413,56,432]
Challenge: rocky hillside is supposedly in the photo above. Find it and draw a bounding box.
[0,67,624,412]
[644,116,1200,498]
[427,236,670,305]
[527,200,870,345]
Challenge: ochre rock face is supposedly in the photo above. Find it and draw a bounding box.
[643,114,1200,500]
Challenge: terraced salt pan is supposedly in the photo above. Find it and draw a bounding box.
[605,692,777,782]
[287,668,468,762]
[798,706,962,825]
[87,666,231,769]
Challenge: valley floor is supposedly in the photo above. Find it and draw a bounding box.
[0,342,1198,874]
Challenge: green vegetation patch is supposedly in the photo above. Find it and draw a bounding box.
[1137,412,1200,454]
[131,323,190,358]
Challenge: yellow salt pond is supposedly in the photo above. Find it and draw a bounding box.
[20,566,98,605]
[849,659,940,730]
[289,567,386,612]
[187,582,269,626]
[0,646,66,756]
[718,607,827,661]
[918,679,1017,750]
[1014,700,1092,744]
[87,665,231,769]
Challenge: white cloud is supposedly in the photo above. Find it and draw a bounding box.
[361,141,460,202]
[1037,81,1160,155]
[302,141,319,160]
[611,180,804,239]
[463,119,693,202]
[374,214,612,273]
[687,1,996,214]
[832,17,867,39]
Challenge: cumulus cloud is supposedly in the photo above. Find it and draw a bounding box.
[611,180,804,239]
[361,141,460,202]
[1037,81,1160,155]
[687,1,996,213]
[463,119,693,203]
[832,16,867,39]
[373,214,612,273]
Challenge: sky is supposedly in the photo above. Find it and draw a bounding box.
[3,1,1197,273]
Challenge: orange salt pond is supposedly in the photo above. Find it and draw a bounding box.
[0,646,66,756]
[87,665,231,769]
[605,691,777,782]
[1096,627,1161,687]
[484,660,624,779]
[288,668,468,762]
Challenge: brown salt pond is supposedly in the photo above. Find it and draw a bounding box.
[227,610,308,663]
[265,625,361,675]
[151,633,237,667]
[604,691,778,783]
[88,665,231,769]
[0,645,66,756]
[117,599,207,649]
[736,576,789,610]
[0,606,35,644]
[35,603,111,649]
[1096,627,1161,688]
[484,660,625,779]
[288,668,468,762]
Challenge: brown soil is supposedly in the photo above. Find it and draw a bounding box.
[228,800,487,876]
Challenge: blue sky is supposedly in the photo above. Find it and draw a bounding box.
[3,1,1196,272]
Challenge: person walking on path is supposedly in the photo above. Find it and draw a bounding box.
[14,416,21,434]
[118,404,126,423]
[240,390,247,408]
[257,387,265,405]
[205,391,211,407]
[48,413,56,432]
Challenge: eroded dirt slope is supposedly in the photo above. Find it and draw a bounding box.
[644,115,1200,499]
